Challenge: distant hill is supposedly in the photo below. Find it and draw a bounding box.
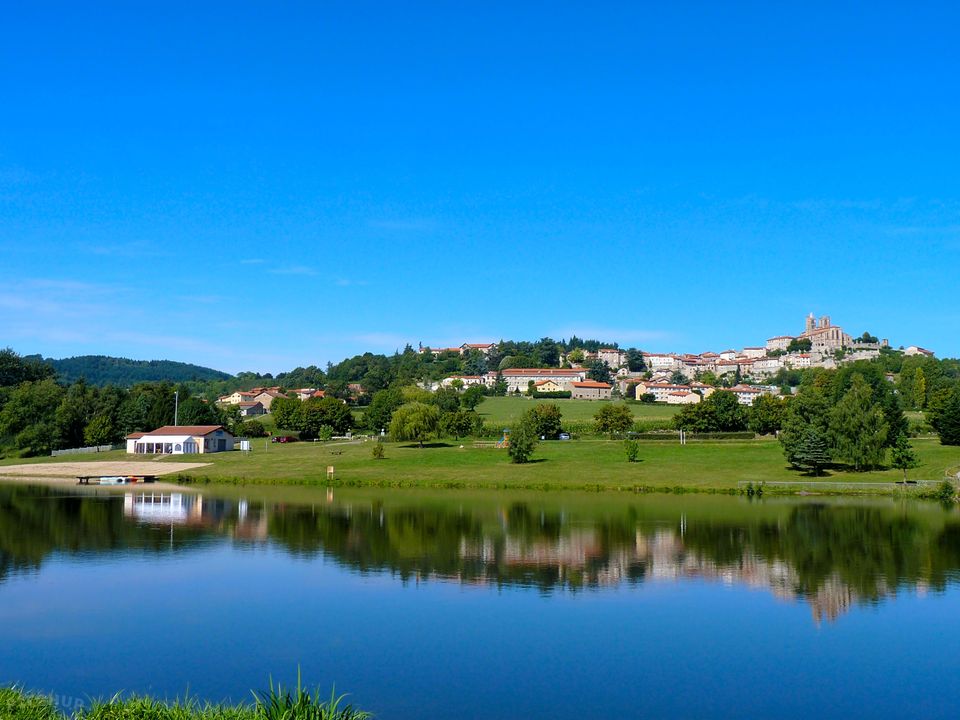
[42,355,234,387]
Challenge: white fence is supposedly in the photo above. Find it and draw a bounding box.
[51,444,124,457]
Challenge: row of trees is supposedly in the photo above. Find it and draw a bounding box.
[0,349,239,457]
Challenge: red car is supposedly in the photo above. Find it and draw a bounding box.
[271,435,297,443]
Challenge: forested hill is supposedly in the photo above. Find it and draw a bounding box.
[37,355,234,387]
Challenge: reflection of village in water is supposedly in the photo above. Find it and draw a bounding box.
[115,490,960,624]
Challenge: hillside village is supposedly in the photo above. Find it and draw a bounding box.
[214,312,936,412]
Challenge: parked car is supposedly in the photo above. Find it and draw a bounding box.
[271,435,297,443]
[558,432,571,441]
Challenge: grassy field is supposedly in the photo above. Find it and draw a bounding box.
[33,435,946,494]
[476,396,679,425]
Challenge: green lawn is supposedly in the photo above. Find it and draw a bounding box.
[153,435,959,494]
[476,396,678,425]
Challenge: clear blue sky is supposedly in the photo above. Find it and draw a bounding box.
[2,1,958,374]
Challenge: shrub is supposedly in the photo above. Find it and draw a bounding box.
[371,441,385,459]
[507,411,539,464]
[624,439,640,462]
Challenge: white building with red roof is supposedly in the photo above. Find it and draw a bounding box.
[126,425,235,455]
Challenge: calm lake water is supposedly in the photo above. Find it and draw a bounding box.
[1,484,959,719]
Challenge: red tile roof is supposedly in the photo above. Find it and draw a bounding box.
[129,425,232,438]
[572,381,612,388]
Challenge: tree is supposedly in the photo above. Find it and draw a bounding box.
[787,338,813,353]
[83,413,116,446]
[624,439,640,462]
[432,387,461,413]
[300,397,353,438]
[587,360,612,384]
[460,385,485,410]
[0,378,64,456]
[390,402,441,448]
[440,409,480,439]
[670,370,689,386]
[594,404,633,436]
[365,388,404,433]
[272,396,302,431]
[625,348,645,372]
[507,411,539,464]
[795,428,832,476]
[913,368,927,410]
[829,375,889,471]
[929,388,960,446]
[0,348,55,387]
[748,394,784,436]
[780,385,832,468]
[567,349,585,365]
[528,403,563,439]
[890,434,920,482]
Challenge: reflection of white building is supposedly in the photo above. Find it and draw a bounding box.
[124,492,197,523]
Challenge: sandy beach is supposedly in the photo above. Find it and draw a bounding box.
[0,460,210,491]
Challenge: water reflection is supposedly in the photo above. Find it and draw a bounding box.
[1,485,959,622]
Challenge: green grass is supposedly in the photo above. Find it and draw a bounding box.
[168,434,960,494]
[0,681,370,720]
[476,396,679,425]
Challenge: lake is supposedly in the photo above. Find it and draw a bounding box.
[1,483,959,719]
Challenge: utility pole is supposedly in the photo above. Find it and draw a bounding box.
[174,391,179,426]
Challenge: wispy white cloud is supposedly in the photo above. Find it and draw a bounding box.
[335,278,370,287]
[269,265,317,276]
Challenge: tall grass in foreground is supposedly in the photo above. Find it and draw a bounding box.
[0,680,372,720]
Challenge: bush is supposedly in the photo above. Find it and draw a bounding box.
[530,390,572,399]
[507,412,539,464]
[624,439,640,462]
[371,441,385,459]
[239,420,267,438]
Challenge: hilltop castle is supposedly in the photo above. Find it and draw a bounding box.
[799,313,852,353]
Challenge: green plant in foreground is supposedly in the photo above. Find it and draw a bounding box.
[253,676,371,720]
[623,439,640,463]
[0,679,372,720]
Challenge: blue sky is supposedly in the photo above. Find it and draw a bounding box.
[2,1,958,374]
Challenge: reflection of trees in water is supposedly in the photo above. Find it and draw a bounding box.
[3,486,960,618]
[0,486,210,584]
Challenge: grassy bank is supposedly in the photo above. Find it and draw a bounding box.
[166,435,959,494]
[0,682,369,720]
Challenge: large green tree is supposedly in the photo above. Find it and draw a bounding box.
[779,386,832,469]
[390,402,441,448]
[594,404,633,436]
[829,375,889,471]
[528,403,564,439]
[929,388,960,446]
[748,394,785,435]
